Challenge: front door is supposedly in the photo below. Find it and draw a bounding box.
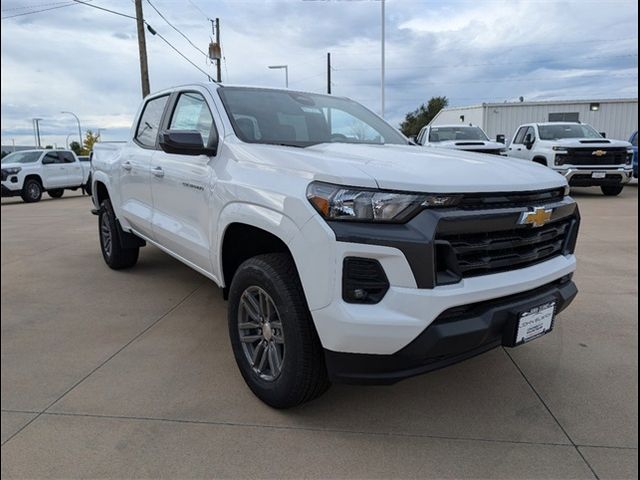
[40,151,66,188]
[150,90,219,273]
[119,94,170,239]
[58,151,83,186]
[509,126,531,159]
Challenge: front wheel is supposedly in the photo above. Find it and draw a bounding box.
[601,185,624,196]
[228,253,330,408]
[21,179,42,203]
[48,189,64,198]
[99,199,139,269]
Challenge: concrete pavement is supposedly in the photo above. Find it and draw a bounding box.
[1,187,637,479]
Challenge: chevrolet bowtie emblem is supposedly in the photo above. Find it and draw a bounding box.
[592,150,607,157]
[519,207,553,228]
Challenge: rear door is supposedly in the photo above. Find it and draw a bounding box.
[150,89,219,273]
[119,94,170,239]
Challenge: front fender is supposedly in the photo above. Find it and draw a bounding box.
[215,202,336,310]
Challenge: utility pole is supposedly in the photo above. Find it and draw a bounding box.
[32,118,42,148]
[134,0,150,97]
[381,0,385,118]
[327,52,331,94]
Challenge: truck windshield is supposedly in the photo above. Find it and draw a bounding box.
[1,151,42,164]
[428,126,488,142]
[538,124,603,140]
[218,87,407,147]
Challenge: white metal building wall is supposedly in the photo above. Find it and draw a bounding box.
[430,99,638,143]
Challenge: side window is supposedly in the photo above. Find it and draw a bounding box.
[632,133,638,147]
[60,152,76,163]
[136,95,170,148]
[42,152,59,164]
[169,92,215,146]
[513,127,527,144]
[525,126,536,141]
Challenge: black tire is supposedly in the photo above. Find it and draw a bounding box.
[601,185,624,196]
[21,178,42,203]
[84,175,92,196]
[99,199,139,269]
[48,189,64,198]
[228,253,330,408]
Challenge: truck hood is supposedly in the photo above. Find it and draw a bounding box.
[233,142,567,193]
[550,138,632,148]
[1,162,23,169]
[429,140,506,151]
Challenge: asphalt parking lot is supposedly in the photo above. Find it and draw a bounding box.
[1,186,637,479]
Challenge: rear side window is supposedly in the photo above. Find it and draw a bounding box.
[513,127,527,144]
[169,92,215,146]
[60,152,76,163]
[136,95,169,148]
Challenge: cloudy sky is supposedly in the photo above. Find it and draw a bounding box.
[1,0,638,147]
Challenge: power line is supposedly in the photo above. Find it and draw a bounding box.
[70,0,211,80]
[145,0,208,58]
[71,0,136,19]
[186,0,210,20]
[1,1,80,19]
[1,0,76,12]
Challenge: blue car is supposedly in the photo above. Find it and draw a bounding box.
[630,131,638,178]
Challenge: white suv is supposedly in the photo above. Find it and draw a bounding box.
[507,122,634,196]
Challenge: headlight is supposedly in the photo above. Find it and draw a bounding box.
[306,182,460,223]
[3,167,21,175]
[552,146,568,152]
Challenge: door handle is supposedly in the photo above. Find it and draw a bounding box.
[152,166,164,178]
[122,161,133,171]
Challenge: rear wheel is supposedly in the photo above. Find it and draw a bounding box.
[48,189,64,198]
[601,185,624,196]
[99,199,139,269]
[228,253,330,408]
[21,178,42,203]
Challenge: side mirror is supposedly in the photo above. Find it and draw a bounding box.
[496,134,506,144]
[599,132,606,138]
[524,133,534,149]
[158,130,216,156]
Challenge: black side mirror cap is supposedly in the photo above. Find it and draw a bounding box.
[599,132,607,138]
[496,134,506,144]
[159,130,216,156]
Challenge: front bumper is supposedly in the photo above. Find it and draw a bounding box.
[559,166,633,187]
[1,183,21,197]
[325,276,577,384]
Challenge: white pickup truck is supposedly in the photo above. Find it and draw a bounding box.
[1,149,90,202]
[416,124,507,155]
[507,122,634,196]
[91,84,580,407]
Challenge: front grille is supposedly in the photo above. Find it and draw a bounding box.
[436,217,573,279]
[457,188,565,210]
[565,147,628,166]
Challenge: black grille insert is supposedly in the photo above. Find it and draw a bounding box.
[457,188,565,210]
[436,218,573,280]
[565,147,628,166]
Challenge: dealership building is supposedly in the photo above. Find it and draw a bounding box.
[429,98,638,143]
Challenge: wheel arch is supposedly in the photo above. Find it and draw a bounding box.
[533,156,549,166]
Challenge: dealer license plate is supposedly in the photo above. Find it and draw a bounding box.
[592,171,607,179]
[516,302,556,344]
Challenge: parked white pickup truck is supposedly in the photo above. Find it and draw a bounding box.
[91,84,580,407]
[1,149,90,202]
[416,124,507,155]
[507,122,634,196]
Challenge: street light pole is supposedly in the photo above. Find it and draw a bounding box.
[381,0,385,118]
[268,65,289,88]
[61,111,83,149]
[32,118,43,148]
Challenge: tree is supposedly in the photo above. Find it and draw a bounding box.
[69,141,82,156]
[399,96,449,137]
[82,130,100,155]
